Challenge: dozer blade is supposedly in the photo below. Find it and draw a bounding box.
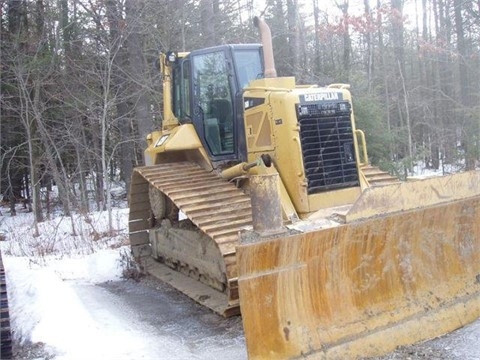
[237,171,480,360]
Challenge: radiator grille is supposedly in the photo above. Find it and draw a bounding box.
[298,102,359,194]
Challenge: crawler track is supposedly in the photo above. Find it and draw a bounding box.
[361,164,400,186]
[129,162,253,317]
[0,251,12,359]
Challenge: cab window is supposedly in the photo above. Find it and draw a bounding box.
[233,49,263,88]
[192,51,234,156]
[173,60,191,121]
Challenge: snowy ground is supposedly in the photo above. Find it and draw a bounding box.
[1,198,480,360]
[0,206,246,360]
[3,256,246,360]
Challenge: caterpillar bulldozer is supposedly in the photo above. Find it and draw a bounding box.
[129,17,480,359]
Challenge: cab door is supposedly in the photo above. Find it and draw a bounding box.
[191,49,238,161]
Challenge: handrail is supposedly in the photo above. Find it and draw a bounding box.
[355,129,369,166]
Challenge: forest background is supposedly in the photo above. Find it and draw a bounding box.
[1,0,479,229]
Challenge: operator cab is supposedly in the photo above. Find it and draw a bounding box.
[169,44,264,163]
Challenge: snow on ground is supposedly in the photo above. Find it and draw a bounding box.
[409,161,467,179]
[0,207,134,358]
[0,206,246,360]
[4,250,127,359]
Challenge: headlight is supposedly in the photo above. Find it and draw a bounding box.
[154,135,169,147]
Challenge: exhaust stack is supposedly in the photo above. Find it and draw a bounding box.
[254,17,277,78]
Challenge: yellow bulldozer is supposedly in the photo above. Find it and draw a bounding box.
[129,17,480,359]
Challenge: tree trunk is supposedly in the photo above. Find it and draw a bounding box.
[453,0,475,170]
[338,0,351,82]
[364,0,373,92]
[200,0,216,47]
[313,0,322,76]
[377,0,393,159]
[286,0,300,78]
[126,0,151,169]
[106,0,135,192]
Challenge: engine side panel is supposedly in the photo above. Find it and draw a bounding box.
[243,79,364,215]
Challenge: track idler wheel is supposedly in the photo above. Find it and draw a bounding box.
[148,185,179,226]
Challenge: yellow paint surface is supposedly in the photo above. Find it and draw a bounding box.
[238,195,480,359]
